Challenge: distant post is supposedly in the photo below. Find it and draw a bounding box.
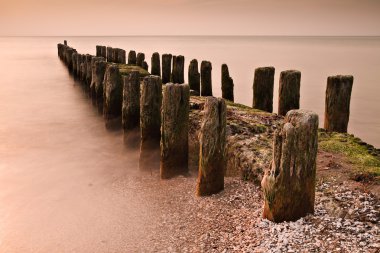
[142,61,148,71]
[221,64,234,101]
[324,75,354,133]
[117,48,126,64]
[188,59,200,94]
[172,55,184,84]
[106,47,113,62]
[85,55,93,87]
[90,57,106,99]
[278,70,301,116]
[196,97,226,196]
[128,50,137,65]
[201,61,212,96]
[252,66,275,112]
[160,83,190,179]
[137,53,145,67]
[151,52,161,76]
[92,59,107,109]
[103,64,123,129]
[162,54,172,84]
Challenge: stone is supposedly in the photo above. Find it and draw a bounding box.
[160,83,190,179]
[324,75,354,133]
[201,61,212,96]
[261,109,318,222]
[252,67,275,112]
[188,59,200,94]
[172,55,185,84]
[106,47,113,62]
[196,97,226,196]
[151,52,161,76]
[278,70,301,116]
[128,50,137,65]
[139,75,162,170]
[162,54,172,84]
[103,64,123,129]
[122,71,140,146]
[137,53,145,67]
[221,64,234,102]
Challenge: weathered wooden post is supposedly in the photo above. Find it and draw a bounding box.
[117,48,126,64]
[252,66,275,112]
[66,48,75,71]
[111,48,118,63]
[201,61,212,96]
[261,109,318,222]
[103,64,123,129]
[122,71,140,146]
[72,52,78,76]
[64,40,67,46]
[128,50,137,65]
[90,57,105,98]
[90,59,107,111]
[151,52,161,76]
[85,55,93,87]
[188,59,200,94]
[160,83,190,179]
[142,61,148,71]
[57,43,63,58]
[172,55,184,84]
[139,75,162,170]
[324,75,354,133]
[137,53,145,67]
[106,47,113,62]
[221,64,234,101]
[96,45,102,57]
[196,97,226,196]
[278,70,301,116]
[80,55,86,81]
[162,54,172,84]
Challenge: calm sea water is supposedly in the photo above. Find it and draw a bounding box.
[0,36,379,251]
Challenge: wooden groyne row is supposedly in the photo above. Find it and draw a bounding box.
[57,40,353,222]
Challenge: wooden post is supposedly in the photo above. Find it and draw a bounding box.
[91,59,107,110]
[137,53,145,67]
[196,97,226,196]
[261,109,318,222]
[96,45,102,57]
[64,40,67,46]
[201,61,212,96]
[128,50,137,65]
[151,52,161,76]
[172,55,184,84]
[252,66,275,112]
[85,54,93,87]
[324,75,354,133]
[117,48,126,64]
[72,52,78,76]
[162,54,172,84]
[90,57,105,99]
[142,61,148,71]
[103,64,123,129]
[160,83,190,179]
[122,71,140,146]
[139,75,162,170]
[188,59,200,95]
[221,64,234,102]
[278,70,301,116]
[106,47,113,62]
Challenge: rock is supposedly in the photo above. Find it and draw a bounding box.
[160,83,190,179]
[172,55,185,84]
[162,54,172,84]
[196,97,226,196]
[252,67,275,112]
[103,64,123,129]
[278,70,301,116]
[137,52,145,67]
[261,109,318,222]
[221,64,234,102]
[151,52,161,76]
[201,61,212,96]
[139,75,162,170]
[324,75,354,133]
[122,71,140,146]
[188,59,200,94]
[128,50,137,65]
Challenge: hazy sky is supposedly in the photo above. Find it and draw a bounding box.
[1,0,380,36]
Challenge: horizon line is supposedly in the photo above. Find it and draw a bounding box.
[1,35,380,38]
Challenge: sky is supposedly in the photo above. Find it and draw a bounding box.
[1,0,380,36]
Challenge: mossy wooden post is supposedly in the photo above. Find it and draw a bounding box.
[278,70,301,116]
[162,54,172,84]
[106,47,113,62]
[324,75,354,133]
[142,61,148,71]
[90,57,105,99]
[103,64,123,129]
[139,75,162,170]
[122,71,140,146]
[160,83,190,179]
[85,55,93,87]
[196,97,226,196]
[261,109,318,222]
[172,55,184,84]
[137,53,145,67]
[188,59,200,94]
[201,61,212,96]
[128,50,137,65]
[252,66,275,112]
[92,59,107,110]
[221,64,234,101]
[151,52,161,76]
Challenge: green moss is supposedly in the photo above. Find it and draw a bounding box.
[318,130,380,177]
[112,63,150,77]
